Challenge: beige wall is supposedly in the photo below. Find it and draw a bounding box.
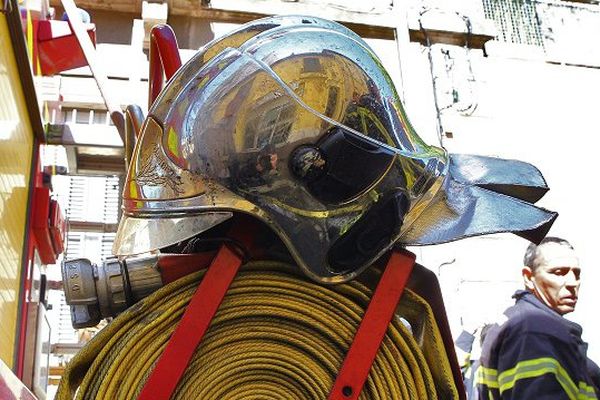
[402,40,600,362]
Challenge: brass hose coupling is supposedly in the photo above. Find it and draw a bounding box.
[61,255,163,328]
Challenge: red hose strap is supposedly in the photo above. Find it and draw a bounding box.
[328,249,416,400]
[137,244,243,400]
[138,246,414,400]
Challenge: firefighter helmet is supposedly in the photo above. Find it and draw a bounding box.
[113,16,556,283]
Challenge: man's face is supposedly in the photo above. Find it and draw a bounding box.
[524,242,581,315]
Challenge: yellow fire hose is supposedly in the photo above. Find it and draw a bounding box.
[57,260,458,399]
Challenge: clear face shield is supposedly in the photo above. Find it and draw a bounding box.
[114,28,447,283]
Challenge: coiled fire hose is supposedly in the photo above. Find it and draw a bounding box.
[57,260,457,399]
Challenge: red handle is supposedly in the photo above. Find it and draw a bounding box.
[148,24,182,108]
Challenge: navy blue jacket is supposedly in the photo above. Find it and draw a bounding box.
[476,290,598,399]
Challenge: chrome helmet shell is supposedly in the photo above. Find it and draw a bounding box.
[114,16,556,283]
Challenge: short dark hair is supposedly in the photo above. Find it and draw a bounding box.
[523,237,574,272]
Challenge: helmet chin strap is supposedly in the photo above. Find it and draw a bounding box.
[530,280,553,310]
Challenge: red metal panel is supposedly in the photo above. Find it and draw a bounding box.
[30,189,65,265]
[36,20,96,76]
[31,187,55,265]
[16,149,42,380]
[48,199,65,255]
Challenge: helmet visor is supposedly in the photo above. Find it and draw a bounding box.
[149,47,441,206]
[118,43,445,282]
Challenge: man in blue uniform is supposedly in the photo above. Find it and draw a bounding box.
[477,237,599,399]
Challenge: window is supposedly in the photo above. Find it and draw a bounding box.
[482,0,545,48]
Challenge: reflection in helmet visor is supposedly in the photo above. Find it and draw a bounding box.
[328,190,410,273]
[302,127,396,204]
[160,48,406,207]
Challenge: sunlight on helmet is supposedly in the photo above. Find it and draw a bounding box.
[114,16,557,283]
